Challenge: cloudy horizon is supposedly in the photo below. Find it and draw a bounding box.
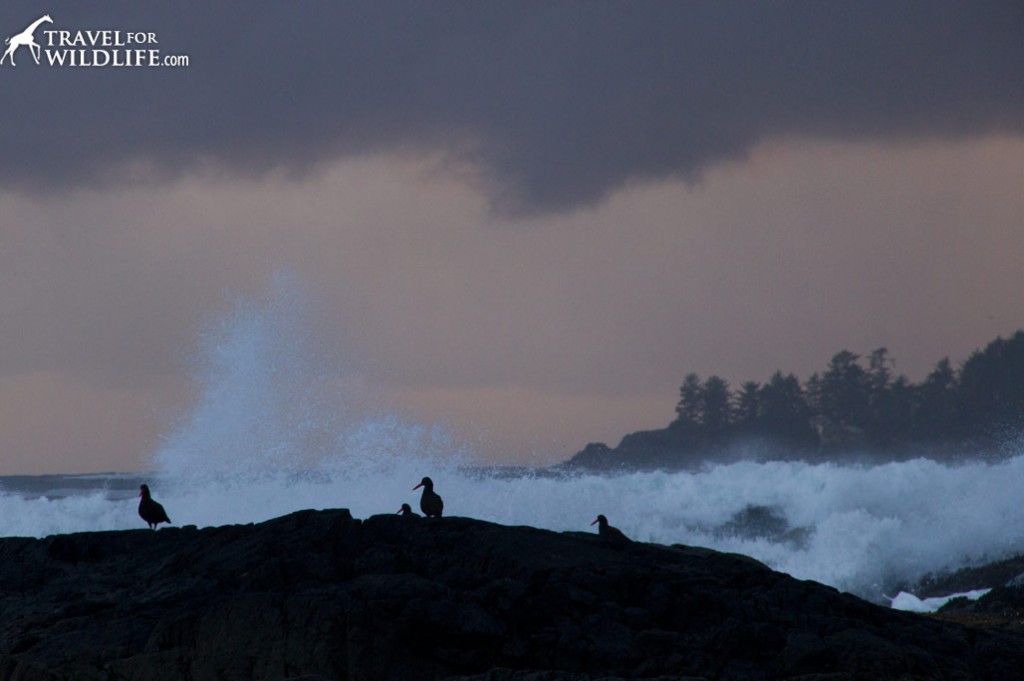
[0,1,1021,474]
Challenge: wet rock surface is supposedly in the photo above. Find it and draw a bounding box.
[0,510,1021,680]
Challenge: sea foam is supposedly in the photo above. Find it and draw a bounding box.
[1,453,1022,602]
[1,275,1021,603]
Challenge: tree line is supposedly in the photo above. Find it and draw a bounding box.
[668,331,1024,456]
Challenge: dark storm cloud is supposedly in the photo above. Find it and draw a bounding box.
[2,1,1021,213]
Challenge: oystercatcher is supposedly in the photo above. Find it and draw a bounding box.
[590,514,629,542]
[138,484,172,530]
[413,477,444,518]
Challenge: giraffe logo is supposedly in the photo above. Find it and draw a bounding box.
[1,14,53,66]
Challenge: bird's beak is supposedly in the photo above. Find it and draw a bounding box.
[590,518,599,526]
[413,483,423,490]
[396,508,403,514]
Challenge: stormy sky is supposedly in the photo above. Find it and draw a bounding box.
[0,1,1022,474]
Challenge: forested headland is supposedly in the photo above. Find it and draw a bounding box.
[566,330,1024,470]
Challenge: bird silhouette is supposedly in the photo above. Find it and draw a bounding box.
[138,484,171,530]
[413,477,444,517]
[397,503,420,517]
[590,514,630,542]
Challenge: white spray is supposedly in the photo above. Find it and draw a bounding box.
[1,275,1022,603]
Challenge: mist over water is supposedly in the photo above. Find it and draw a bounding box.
[149,272,474,526]
[1,277,1023,603]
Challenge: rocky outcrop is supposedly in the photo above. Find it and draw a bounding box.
[559,432,810,472]
[911,555,1024,636]
[0,510,1021,680]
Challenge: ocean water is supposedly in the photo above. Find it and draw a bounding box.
[2,452,1022,605]
[2,275,1021,606]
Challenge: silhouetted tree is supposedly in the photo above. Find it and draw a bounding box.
[868,348,893,396]
[957,332,1024,440]
[734,381,761,435]
[816,351,870,448]
[757,372,817,450]
[870,374,915,448]
[701,375,732,438]
[861,348,915,447]
[914,357,959,442]
[673,373,703,434]
[805,372,823,420]
[639,330,1024,469]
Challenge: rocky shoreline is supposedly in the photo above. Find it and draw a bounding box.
[0,509,1022,680]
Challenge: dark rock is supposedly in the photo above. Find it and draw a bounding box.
[0,509,1020,680]
[915,554,1024,597]
[715,504,792,542]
